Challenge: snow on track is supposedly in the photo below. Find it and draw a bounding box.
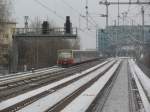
[16,60,115,112]
[61,60,121,112]
[130,59,150,98]
[129,60,150,112]
[0,67,63,85]
[0,66,60,79]
[0,59,112,111]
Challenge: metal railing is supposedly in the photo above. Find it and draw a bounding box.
[14,27,78,36]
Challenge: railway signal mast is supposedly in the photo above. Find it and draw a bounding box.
[85,0,89,29]
[141,6,145,43]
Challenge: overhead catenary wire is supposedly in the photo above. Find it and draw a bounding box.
[113,16,145,44]
[32,1,97,43]
[33,0,80,31]
[32,0,101,39]
[50,0,100,42]
[59,0,99,28]
[33,0,65,21]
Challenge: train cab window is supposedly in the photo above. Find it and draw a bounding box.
[58,52,72,59]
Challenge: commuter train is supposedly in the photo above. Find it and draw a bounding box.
[57,49,99,66]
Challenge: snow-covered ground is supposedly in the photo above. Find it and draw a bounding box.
[16,60,116,112]
[129,59,150,112]
[130,59,150,98]
[0,67,63,85]
[61,60,121,112]
[0,59,112,111]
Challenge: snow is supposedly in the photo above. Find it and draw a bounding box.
[0,59,112,111]
[61,60,121,112]
[130,59,150,98]
[16,59,115,112]
[0,66,60,79]
[129,60,150,112]
[0,67,63,85]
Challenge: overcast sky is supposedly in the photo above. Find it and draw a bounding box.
[13,0,150,49]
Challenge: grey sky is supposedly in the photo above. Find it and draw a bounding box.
[13,0,150,49]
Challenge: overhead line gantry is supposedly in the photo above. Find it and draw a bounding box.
[99,0,150,27]
[100,1,150,5]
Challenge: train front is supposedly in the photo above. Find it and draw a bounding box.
[57,50,74,66]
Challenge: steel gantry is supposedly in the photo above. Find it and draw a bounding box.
[99,0,150,27]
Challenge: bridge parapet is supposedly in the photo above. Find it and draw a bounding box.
[13,27,78,38]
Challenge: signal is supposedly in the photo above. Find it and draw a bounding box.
[42,21,49,34]
[64,16,72,34]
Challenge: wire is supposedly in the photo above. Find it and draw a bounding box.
[59,0,99,28]
[33,0,91,30]
[33,0,100,38]
[89,15,99,27]
[61,0,81,15]
[33,0,65,21]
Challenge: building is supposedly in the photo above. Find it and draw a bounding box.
[97,25,150,57]
[97,29,112,56]
[0,21,16,66]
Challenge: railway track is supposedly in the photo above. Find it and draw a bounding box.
[0,66,60,80]
[2,58,148,112]
[0,66,63,86]
[0,58,116,112]
[128,62,136,112]
[0,59,105,102]
[82,59,150,112]
[85,61,122,112]
[46,61,117,112]
[129,59,150,112]
[74,59,130,112]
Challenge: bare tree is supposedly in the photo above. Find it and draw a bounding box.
[0,0,12,22]
[0,0,12,66]
[0,0,13,33]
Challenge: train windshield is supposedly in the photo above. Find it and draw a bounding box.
[58,52,72,59]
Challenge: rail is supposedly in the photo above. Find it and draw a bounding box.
[0,67,63,85]
[0,60,103,103]
[129,59,150,112]
[0,66,59,79]
[61,60,121,112]
[0,59,114,112]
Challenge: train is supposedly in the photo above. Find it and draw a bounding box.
[57,49,99,66]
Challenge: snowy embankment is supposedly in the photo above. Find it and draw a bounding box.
[130,59,150,98]
[129,59,150,112]
[16,60,116,112]
[0,67,63,85]
[0,58,113,111]
[61,60,121,112]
